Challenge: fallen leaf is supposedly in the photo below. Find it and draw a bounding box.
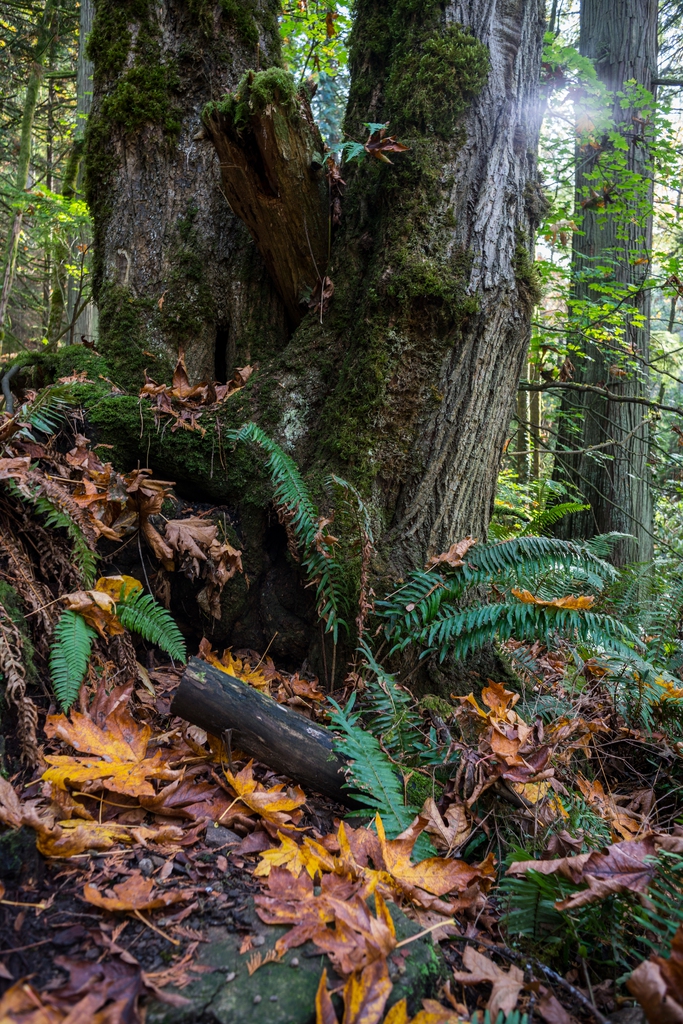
[62,588,124,637]
[375,814,495,900]
[84,871,195,912]
[536,986,579,1023]
[199,641,271,691]
[506,835,659,909]
[94,575,143,602]
[225,760,306,827]
[418,798,472,854]
[511,588,595,611]
[451,946,524,1020]
[43,701,179,798]
[426,537,477,570]
[628,923,683,1023]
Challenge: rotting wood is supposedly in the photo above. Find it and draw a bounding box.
[204,73,328,326]
[172,657,354,805]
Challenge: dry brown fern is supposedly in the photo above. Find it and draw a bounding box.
[0,518,54,641]
[0,600,39,764]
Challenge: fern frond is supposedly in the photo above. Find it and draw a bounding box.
[327,693,415,836]
[115,589,186,663]
[50,609,97,711]
[519,502,589,536]
[359,641,423,756]
[231,423,347,640]
[7,476,98,586]
[17,382,84,438]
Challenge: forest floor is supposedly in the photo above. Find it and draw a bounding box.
[0,375,681,1024]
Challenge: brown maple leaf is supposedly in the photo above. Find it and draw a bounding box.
[43,699,180,798]
[84,871,195,912]
[452,947,525,1022]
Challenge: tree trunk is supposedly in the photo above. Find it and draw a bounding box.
[0,1,57,346]
[67,0,98,346]
[85,0,288,388]
[84,0,545,659]
[554,0,657,564]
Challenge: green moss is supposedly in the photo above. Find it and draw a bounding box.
[406,771,442,808]
[219,0,259,48]
[513,229,543,312]
[205,67,298,135]
[387,25,490,137]
[418,694,456,718]
[158,207,215,345]
[85,0,182,294]
[95,284,171,392]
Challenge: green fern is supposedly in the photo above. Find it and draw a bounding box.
[359,641,424,757]
[519,502,589,536]
[17,382,85,438]
[50,609,97,711]
[116,588,186,662]
[17,488,97,586]
[6,479,98,586]
[231,423,347,640]
[327,692,417,837]
[377,536,634,663]
[49,589,185,710]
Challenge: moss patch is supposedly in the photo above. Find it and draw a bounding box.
[85,0,182,293]
[204,67,298,135]
[387,24,490,137]
[513,228,542,313]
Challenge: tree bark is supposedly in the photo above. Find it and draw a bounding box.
[85,0,546,656]
[172,657,352,804]
[85,0,288,386]
[554,0,657,564]
[204,72,328,326]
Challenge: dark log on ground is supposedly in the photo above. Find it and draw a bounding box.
[172,656,353,805]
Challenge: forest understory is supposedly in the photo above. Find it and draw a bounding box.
[5,0,683,1022]
[0,357,682,1024]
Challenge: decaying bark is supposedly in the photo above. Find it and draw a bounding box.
[204,73,328,326]
[172,658,352,804]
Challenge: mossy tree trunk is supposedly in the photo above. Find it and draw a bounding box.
[553,0,657,565]
[86,0,545,662]
[86,0,288,387]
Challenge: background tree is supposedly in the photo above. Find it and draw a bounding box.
[551,0,658,564]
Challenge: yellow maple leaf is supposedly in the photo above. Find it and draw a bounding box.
[94,574,143,601]
[225,760,306,826]
[255,831,333,878]
[43,703,179,798]
[198,638,272,691]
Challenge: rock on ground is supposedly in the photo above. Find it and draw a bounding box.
[146,897,444,1024]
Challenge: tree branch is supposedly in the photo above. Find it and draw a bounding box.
[518,380,683,418]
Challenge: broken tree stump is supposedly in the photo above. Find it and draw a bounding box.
[171,657,353,805]
[203,68,328,327]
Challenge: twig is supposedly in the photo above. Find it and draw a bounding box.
[0,937,53,954]
[396,919,455,947]
[519,378,683,418]
[132,908,180,946]
[447,936,610,1024]
[0,897,47,909]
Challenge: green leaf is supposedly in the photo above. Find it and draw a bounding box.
[50,610,96,712]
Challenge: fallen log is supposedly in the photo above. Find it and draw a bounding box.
[171,657,354,806]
